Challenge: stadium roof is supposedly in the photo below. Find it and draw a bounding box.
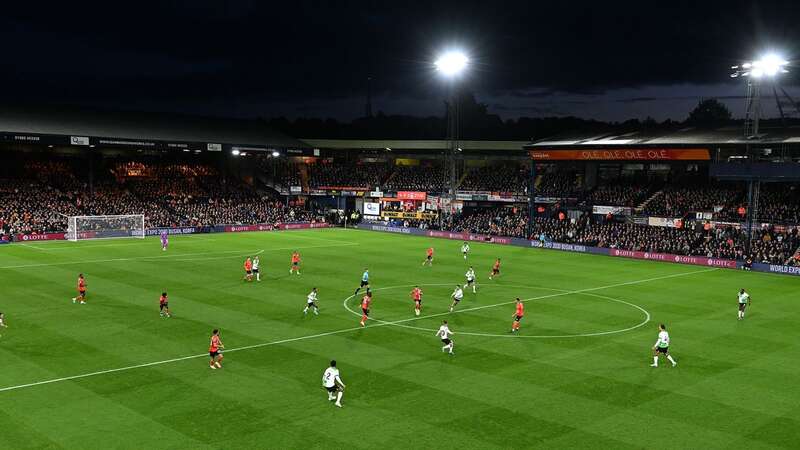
[0,104,307,150]
[302,139,529,151]
[529,126,800,147]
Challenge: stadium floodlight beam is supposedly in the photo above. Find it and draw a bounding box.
[433,48,469,230]
[231,149,240,156]
[435,50,469,77]
[272,150,280,157]
[731,53,789,78]
[730,52,792,138]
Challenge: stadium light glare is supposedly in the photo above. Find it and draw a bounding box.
[756,53,789,77]
[231,149,240,156]
[435,50,469,77]
[732,53,789,79]
[272,150,280,157]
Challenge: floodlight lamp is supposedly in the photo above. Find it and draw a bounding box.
[435,51,469,77]
[231,149,240,156]
[272,150,280,157]
[746,54,789,78]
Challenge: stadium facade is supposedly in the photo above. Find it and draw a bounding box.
[2,106,800,276]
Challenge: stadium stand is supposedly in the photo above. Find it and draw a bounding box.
[535,170,581,197]
[643,182,746,219]
[306,160,390,189]
[584,181,656,207]
[459,164,527,192]
[444,207,528,237]
[0,158,321,234]
[382,164,449,192]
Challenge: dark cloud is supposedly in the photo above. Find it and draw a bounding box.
[0,1,797,120]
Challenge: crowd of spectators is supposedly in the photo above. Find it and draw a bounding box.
[428,206,800,266]
[307,161,390,189]
[754,184,800,224]
[6,157,800,267]
[643,183,745,219]
[584,183,653,207]
[257,158,302,188]
[0,178,82,235]
[458,164,527,192]
[749,227,800,266]
[0,160,322,235]
[111,161,217,180]
[535,171,581,197]
[443,207,528,237]
[383,164,449,192]
[528,214,798,265]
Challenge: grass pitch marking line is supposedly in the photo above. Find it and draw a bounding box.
[18,243,49,251]
[13,236,222,250]
[0,320,394,394]
[342,267,716,337]
[0,267,710,394]
[0,249,262,269]
[341,284,652,338]
[0,242,358,270]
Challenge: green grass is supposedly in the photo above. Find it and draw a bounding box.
[1,228,799,449]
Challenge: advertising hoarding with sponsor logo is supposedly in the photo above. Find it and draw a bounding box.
[592,205,632,216]
[648,217,683,228]
[70,136,90,146]
[608,249,737,268]
[364,202,380,216]
[16,232,66,241]
[529,148,711,161]
[396,191,427,201]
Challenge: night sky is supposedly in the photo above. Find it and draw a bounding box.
[1,1,798,122]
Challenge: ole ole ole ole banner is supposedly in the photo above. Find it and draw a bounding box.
[529,148,710,161]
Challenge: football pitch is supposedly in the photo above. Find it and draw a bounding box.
[1,228,798,449]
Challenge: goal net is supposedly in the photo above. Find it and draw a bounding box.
[66,214,146,241]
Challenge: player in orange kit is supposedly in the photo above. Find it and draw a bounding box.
[159,291,171,318]
[290,251,301,275]
[209,329,224,369]
[422,247,434,266]
[72,273,87,304]
[410,286,423,316]
[243,257,253,281]
[510,297,524,333]
[359,291,372,327]
[489,258,501,280]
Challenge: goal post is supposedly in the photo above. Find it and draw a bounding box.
[66,214,146,241]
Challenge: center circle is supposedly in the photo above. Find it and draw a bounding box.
[342,283,651,339]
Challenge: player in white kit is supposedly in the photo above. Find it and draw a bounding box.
[436,320,454,355]
[252,256,261,282]
[463,267,476,293]
[304,287,320,315]
[651,324,677,367]
[737,288,751,320]
[449,286,464,312]
[461,242,470,260]
[322,360,346,407]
